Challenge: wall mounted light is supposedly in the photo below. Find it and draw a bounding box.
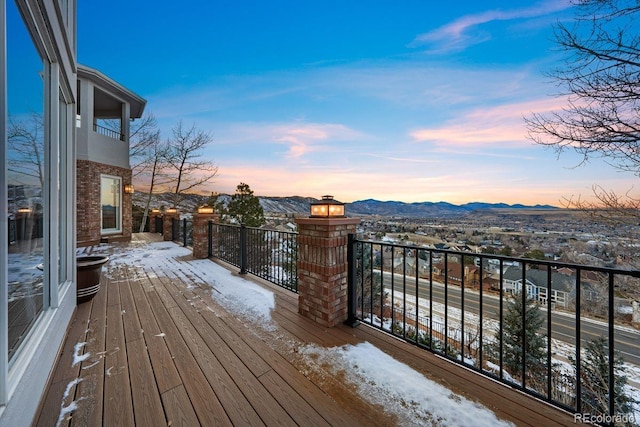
[17,207,32,214]
[124,184,134,194]
[166,207,178,214]
[310,195,345,218]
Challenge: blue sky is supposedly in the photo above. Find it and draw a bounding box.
[73,0,637,206]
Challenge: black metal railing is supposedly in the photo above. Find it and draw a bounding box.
[171,217,193,247]
[93,122,126,141]
[7,214,44,244]
[212,223,298,292]
[348,235,640,422]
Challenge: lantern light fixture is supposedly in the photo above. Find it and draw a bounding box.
[197,205,214,214]
[124,184,134,194]
[310,195,345,218]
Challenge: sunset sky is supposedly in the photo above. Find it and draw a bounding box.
[74,0,637,206]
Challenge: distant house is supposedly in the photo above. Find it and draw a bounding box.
[432,261,492,290]
[76,65,146,246]
[502,267,576,309]
[392,256,430,276]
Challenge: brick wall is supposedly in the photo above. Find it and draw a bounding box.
[77,160,132,246]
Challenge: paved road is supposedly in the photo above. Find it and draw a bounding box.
[378,271,640,366]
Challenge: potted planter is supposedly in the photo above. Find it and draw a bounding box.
[76,255,109,303]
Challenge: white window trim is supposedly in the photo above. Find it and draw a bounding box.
[100,174,123,234]
[0,0,9,405]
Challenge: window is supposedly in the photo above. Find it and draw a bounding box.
[6,0,45,362]
[101,175,122,233]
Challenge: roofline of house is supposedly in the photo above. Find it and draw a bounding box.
[77,64,147,118]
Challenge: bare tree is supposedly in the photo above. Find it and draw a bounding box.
[525,0,640,272]
[163,121,218,209]
[526,0,640,175]
[7,113,44,188]
[135,131,170,232]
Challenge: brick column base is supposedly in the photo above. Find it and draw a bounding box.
[192,213,219,259]
[295,217,360,327]
[149,212,159,234]
[163,213,179,241]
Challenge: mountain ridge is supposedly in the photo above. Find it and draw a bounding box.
[341,198,557,218]
[135,192,557,218]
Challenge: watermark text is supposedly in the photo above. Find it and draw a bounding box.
[574,413,636,424]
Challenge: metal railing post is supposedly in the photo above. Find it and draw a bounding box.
[207,221,213,257]
[183,218,187,246]
[239,224,247,274]
[344,233,360,327]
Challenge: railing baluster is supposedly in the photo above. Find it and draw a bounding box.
[608,272,615,418]
[415,249,419,344]
[345,234,359,327]
[521,262,527,390]
[546,267,552,400]
[402,247,407,339]
[461,254,465,362]
[429,250,433,350]
[479,257,484,369]
[444,253,448,357]
[380,245,385,329]
[499,259,504,381]
[576,268,582,414]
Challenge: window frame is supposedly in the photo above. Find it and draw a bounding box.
[1,0,76,408]
[100,174,123,234]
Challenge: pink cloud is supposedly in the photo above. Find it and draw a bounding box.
[216,121,363,159]
[272,123,360,158]
[409,97,567,147]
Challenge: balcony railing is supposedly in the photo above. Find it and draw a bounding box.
[210,223,298,292]
[171,217,193,247]
[347,235,640,421]
[93,123,126,141]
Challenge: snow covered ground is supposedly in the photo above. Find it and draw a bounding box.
[80,239,515,426]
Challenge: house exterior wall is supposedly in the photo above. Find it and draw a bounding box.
[76,160,133,246]
[76,66,144,246]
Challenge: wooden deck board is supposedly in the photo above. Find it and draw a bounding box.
[128,269,182,394]
[161,384,202,427]
[73,267,109,427]
[33,301,92,427]
[146,290,233,426]
[34,233,577,426]
[103,302,135,426]
[127,337,167,427]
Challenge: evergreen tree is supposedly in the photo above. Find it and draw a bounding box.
[491,293,548,388]
[226,182,265,227]
[571,337,636,417]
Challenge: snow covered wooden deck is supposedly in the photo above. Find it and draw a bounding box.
[33,233,575,426]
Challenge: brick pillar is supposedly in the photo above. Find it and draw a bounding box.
[163,212,179,241]
[295,217,360,327]
[149,211,160,234]
[192,213,219,259]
